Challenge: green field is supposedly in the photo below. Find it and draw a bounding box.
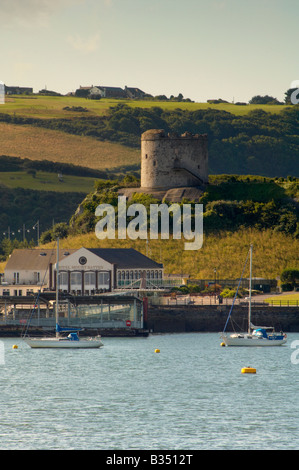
[264,294,299,305]
[0,122,140,171]
[0,171,96,192]
[1,95,287,119]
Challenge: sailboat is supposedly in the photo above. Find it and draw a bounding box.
[220,244,287,347]
[24,239,103,349]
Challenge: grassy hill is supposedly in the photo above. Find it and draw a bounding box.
[37,228,299,280]
[0,95,298,279]
[2,95,287,119]
[32,174,295,280]
[2,95,298,178]
[0,122,139,171]
[0,170,96,193]
[1,227,296,280]
[0,173,298,279]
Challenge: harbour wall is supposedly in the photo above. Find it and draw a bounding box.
[1,304,299,337]
[146,305,299,333]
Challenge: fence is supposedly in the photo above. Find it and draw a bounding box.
[148,295,299,307]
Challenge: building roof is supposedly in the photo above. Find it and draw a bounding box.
[125,86,146,94]
[87,248,163,269]
[99,86,124,91]
[5,247,163,272]
[5,249,76,272]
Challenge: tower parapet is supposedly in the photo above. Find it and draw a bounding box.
[141,129,208,190]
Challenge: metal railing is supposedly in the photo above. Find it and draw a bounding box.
[148,296,299,307]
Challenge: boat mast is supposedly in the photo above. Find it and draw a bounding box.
[56,237,59,337]
[248,243,253,334]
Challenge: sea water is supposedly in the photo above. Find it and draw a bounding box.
[0,332,299,450]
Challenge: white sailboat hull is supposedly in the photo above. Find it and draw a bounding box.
[24,337,103,349]
[221,334,287,347]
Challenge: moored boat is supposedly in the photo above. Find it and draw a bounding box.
[220,244,287,347]
[23,239,103,349]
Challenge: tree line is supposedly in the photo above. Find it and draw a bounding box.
[62,175,298,242]
[0,188,85,260]
[1,103,299,177]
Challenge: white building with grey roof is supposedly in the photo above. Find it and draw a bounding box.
[0,247,163,296]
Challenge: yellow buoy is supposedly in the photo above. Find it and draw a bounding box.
[154,349,160,353]
[12,344,18,349]
[220,342,226,347]
[241,366,256,374]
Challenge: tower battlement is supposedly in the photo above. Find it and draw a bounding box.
[140,129,208,190]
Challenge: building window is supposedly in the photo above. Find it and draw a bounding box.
[70,272,82,287]
[98,271,110,287]
[84,272,95,286]
[58,272,68,288]
[13,272,20,284]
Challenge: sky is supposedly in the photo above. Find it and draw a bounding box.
[1,0,299,103]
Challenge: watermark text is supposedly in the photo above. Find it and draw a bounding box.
[95,196,203,250]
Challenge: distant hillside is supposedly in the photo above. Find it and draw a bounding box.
[0,96,298,262]
[0,95,287,119]
[0,122,139,171]
[0,97,298,177]
[0,187,85,244]
[1,174,298,279]
[39,174,298,279]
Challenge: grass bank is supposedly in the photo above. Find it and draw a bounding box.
[0,171,96,192]
[264,293,299,305]
[40,228,299,280]
[1,95,287,119]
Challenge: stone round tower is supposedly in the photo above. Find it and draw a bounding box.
[141,129,208,190]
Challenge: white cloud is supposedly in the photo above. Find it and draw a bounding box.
[0,0,85,28]
[67,32,100,53]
